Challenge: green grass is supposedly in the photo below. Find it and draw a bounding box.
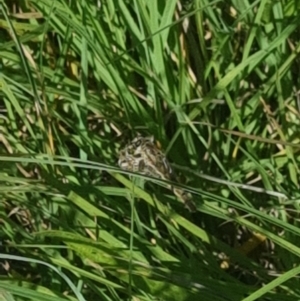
[1,0,300,300]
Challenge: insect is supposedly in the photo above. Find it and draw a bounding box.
[118,135,196,212]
